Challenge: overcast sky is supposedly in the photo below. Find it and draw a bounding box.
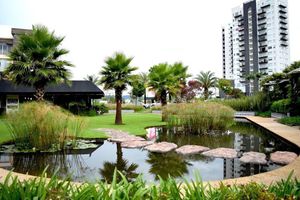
[0,0,299,80]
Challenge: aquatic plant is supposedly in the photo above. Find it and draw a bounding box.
[163,102,235,134]
[5,102,84,151]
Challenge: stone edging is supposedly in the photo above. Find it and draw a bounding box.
[0,116,299,187]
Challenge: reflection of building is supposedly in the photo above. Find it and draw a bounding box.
[222,0,290,95]
[223,133,263,179]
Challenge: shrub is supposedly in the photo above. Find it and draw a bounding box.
[5,102,84,151]
[106,103,144,112]
[212,92,269,111]
[255,111,271,117]
[93,103,109,114]
[164,102,235,134]
[270,99,291,113]
[278,116,300,126]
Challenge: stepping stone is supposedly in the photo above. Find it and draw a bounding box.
[108,135,145,143]
[239,151,267,165]
[144,142,178,153]
[202,148,237,159]
[175,145,210,155]
[270,151,298,165]
[121,140,154,148]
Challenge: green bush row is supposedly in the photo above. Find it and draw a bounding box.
[278,116,300,126]
[0,170,299,200]
[270,99,291,114]
[106,103,145,112]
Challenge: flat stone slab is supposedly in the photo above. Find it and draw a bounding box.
[239,151,267,165]
[202,148,237,159]
[121,140,154,149]
[175,145,210,155]
[270,151,298,165]
[98,128,145,143]
[144,142,178,153]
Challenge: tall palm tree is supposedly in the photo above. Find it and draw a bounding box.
[196,71,217,100]
[99,52,137,125]
[4,25,73,101]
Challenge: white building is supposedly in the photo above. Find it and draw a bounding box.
[222,0,290,95]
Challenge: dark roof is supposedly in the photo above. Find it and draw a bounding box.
[0,80,104,97]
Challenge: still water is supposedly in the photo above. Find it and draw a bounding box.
[0,121,298,183]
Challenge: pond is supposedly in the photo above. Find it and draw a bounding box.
[0,120,299,183]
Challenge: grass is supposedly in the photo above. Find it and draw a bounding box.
[0,170,299,199]
[278,116,300,126]
[0,113,165,144]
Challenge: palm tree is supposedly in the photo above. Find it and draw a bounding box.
[99,52,137,125]
[140,72,149,104]
[4,25,73,101]
[196,71,217,100]
[148,62,189,106]
[84,74,99,84]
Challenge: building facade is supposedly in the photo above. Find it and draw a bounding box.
[222,0,290,95]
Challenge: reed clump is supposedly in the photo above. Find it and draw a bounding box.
[164,102,235,134]
[5,101,84,151]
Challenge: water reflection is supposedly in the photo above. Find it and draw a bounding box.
[99,143,139,183]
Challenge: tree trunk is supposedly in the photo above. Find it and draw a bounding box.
[161,90,167,121]
[204,88,209,100]
[115,88,123,125]
[35,86,45,101]
[144,88,147,104]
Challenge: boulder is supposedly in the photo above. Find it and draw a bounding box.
[121,140,154,148]
[202,148,237,159]
[239,151,267,165]
[144,142,178,153]
[270,151,298,165]
[175,145,210,155]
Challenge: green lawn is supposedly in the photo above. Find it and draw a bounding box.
[0,113,165,144]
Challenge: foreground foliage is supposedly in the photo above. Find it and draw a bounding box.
[5,102,84,151]
[164,102,235,134]
[278,116,300,126]
[0,170,299,200]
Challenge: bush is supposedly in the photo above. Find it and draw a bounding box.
[93,103,109,114]
[164,102,235,134]
[278,116,300,126]
[106,103,144,112]
[212,92,269,111]
[255,111,271,117]
[5,102,84,151]
[271,99,291,114]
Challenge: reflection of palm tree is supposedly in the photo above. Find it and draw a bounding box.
[146,151,189,180]
[99,143,139,183]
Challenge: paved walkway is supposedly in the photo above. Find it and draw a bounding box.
[0,116,299,187]
[208,116,300,187]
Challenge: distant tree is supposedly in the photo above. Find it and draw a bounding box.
[99,52,137,125]
[84,74,99,84]
[217,79,233,96]
[131,75,145,105]
[283,61,300,73]
[180,80,202,102]
[139,72,149,104]
[5,25,73,101]
[196,71,217,100]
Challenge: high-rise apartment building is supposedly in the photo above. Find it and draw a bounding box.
[222,0,290,95]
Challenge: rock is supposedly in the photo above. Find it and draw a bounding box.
[239,151,267,165]
[175,145,210,155]
[108,136,145,143]
[202,148,237,159]
[121,140,154,148]
[270,151,298,165]
[144,142,178,153]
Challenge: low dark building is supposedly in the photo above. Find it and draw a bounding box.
[0,80,104,113]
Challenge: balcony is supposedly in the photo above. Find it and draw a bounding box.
[279,4,287,9]
[280,25,288,30]
[280,20,287,25]
[258,21,267,26]
[280,42,288,47]
[259,59,268,64]
[258,31,267,37]
[279,9,287,14]
[259,37,267,42]
[279,14,287,19]
[258,14,266,20]
[259,65,268,70]
[280,36,288,41]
